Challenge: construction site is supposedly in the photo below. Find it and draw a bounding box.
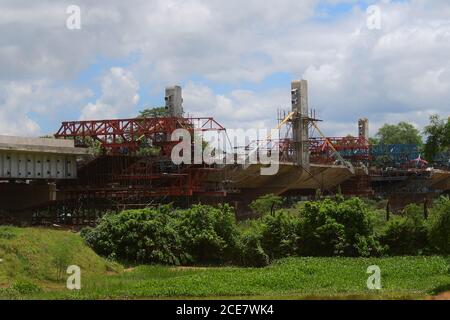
[1,80,450,226]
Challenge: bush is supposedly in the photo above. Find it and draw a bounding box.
[259,211,299,260]
[0,227,18,240]
[250,194,284,215]
[239,225,270,267]
[82,197,441,267]
[180,204,240,264]
[380,204,428,255]
[428,197,450,254]
[82,204,239,265]
[82,205,189,265]
[297,198,382,257]
[297,201,346,256]
[11,280,42,295]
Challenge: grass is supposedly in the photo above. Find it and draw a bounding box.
[0,227,449,300]
[0,226,120,288]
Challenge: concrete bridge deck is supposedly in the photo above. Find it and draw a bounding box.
[208,162,355,197]
[0,135,90,180]
[430,169,450,190]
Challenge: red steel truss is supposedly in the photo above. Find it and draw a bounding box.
[244,136,370,164]
[55,117,226,155]
[246,137,370,164]
[309,136,370,164]
[51,117,228,215]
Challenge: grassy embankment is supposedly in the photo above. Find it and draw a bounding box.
[0,226,449,300]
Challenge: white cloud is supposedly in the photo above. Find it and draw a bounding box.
[0,80,91,136]
[1,1,450,136]
[183,81,289,130]
[80,67,139,120]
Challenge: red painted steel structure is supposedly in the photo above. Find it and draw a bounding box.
[309,136,370,164]
[50,117,228,219]
[245,136,370,164]
[55,117,225,155]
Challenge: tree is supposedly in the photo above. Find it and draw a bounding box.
[139,107,168,118]
[369,137,380,145]
[135,107,170,156]
[375,122,423,146]
[250,194,285,215]
[423,115,450,161]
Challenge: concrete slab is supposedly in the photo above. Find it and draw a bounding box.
[0,135,90,155]
[208,162,354,195]
[430,169,450,190]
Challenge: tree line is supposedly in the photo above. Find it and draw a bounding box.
[370,115,450,161]
[81,196,450,267]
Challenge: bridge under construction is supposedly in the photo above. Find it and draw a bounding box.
[1,81,449,225]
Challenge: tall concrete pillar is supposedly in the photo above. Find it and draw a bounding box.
[358,118,369,143]
[165,85,184,118]
[291,80,310,168]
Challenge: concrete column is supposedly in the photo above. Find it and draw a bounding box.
[165,86,184,118]
[358,118,370,148]
[358,118,369,144]
[291,80,310,168]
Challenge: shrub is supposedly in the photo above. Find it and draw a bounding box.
[82,205,189,265]
[297,198,382,257]
[180,204,239,264]
[259,211,299,260]
[239,225,270,267]
[0,280,42,299]
[82,204,239,265]
[428,197,450,254]
[298,201,346,256]
[380,204,428,255]
[250,194,284,215]
[11,280,42,295]
[0,227,17,240]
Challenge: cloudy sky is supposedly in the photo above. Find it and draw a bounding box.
[1,0,449,138]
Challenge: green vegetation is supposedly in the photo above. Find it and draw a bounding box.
[68,256,450,300]
[381,205,429,256]
[1,197,450,300]
[428,197,450,254]
[369,116,450,163]
[423,115,450,161]
[82,196,450,267]
[250,194,285,215]
[373,122,423,146]
[180,205,239,264]
[1,255,449,300]
[139,107,168,118]
[83,204,239,266]
[0,227,120,293]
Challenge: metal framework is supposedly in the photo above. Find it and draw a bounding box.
[310,136,370,164]
[41,116,229,224]
[434,152,450,169]
[370,144,421,168]
[241,135,371,165]
[55,117,225,155]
